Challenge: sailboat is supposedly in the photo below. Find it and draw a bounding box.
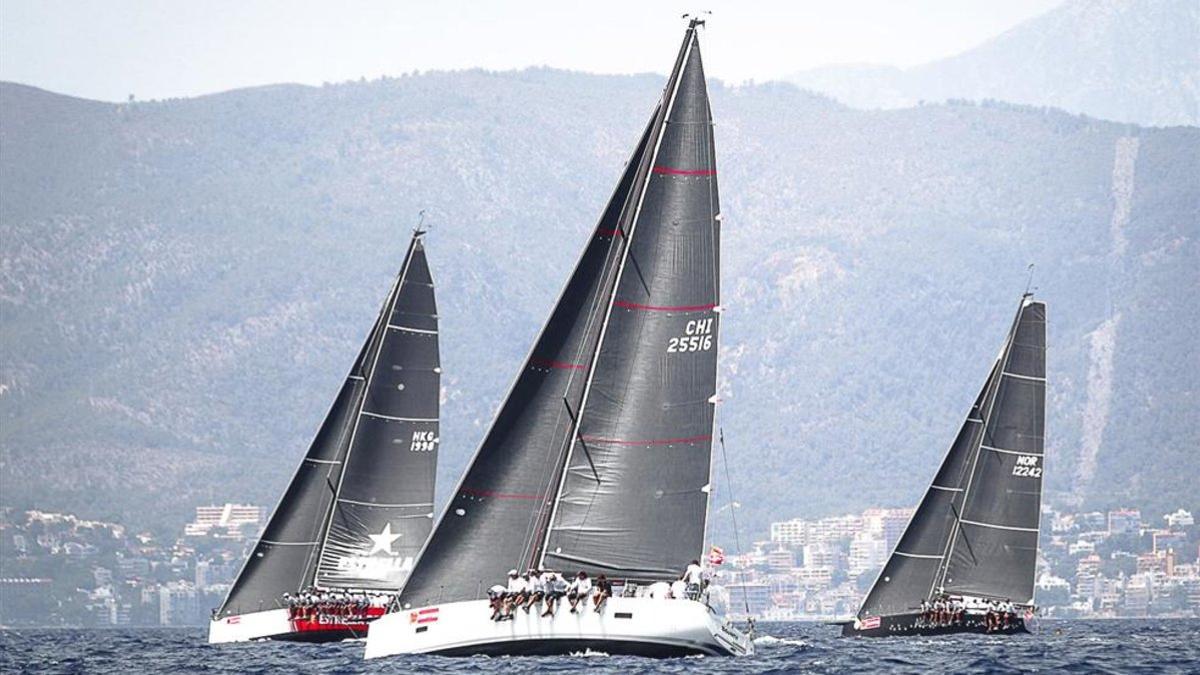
[209,229,441,643]
[843,294,1047,637]
[364,19,752,659]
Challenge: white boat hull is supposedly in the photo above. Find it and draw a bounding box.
[363,597,753,658]
[208,608,294,643]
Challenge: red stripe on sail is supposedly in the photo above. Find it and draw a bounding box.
[596,228,622,237]
[461,487,540,500]
[652,166,716,176]
[530,357,586,370]
[580,434,711,446]
[614,300,716,312]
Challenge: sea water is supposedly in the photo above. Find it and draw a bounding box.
[2,619,1197,673]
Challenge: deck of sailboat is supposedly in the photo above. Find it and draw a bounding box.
[840,611,1030,638]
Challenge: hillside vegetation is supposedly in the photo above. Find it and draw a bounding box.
[1,72,1196,538]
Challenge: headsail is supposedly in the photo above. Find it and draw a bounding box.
[540,28,720,580]
[397,23,713,608]
[856,296,1046,619]
[315,233,440,591]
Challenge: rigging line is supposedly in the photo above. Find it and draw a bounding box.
[949,502,978,565]
[562,398,601,484]
[718,428,750,617]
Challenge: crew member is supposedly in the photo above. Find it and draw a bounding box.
[681,559,703,600]
[649,580,672,600]
[523,569,546,613]
[567,571,592,613]
[502,569,525,620]
[592,574,612,613]
[487,583,507,621]
[542,571,568,617]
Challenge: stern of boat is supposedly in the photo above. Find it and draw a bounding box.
[208,608,293,643]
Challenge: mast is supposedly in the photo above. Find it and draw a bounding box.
[313,230,440,592]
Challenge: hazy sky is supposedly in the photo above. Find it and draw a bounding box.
[2,0,1062,102]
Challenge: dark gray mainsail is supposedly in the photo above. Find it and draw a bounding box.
[397,23,711,608]
[940,299,1046,603]
[856,297,1046,620]
[540,30,720,580]
[315,234,440,591]
[217,231,437,617]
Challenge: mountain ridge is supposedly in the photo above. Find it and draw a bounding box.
[788,0,1200,128]
[1,72,1196,539]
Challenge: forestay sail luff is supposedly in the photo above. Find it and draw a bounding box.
[394,111,660,609]
[540,26,719,581]
[855,361,998,619]
[315,234,440,591]
[940,299,1046,604]
[216,251,401,618]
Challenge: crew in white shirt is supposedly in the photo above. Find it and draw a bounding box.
[680,560,704,600]
[567,571,593,613]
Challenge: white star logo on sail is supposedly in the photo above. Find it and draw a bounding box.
[368,523,402,555]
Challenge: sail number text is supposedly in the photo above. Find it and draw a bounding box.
[1012,454,1042,478]
[667,318,715,353]
[410,430,438,452]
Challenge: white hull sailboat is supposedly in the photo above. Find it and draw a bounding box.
[365,597,752,658]
[209,229,440,643]
[365,18,752,660]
